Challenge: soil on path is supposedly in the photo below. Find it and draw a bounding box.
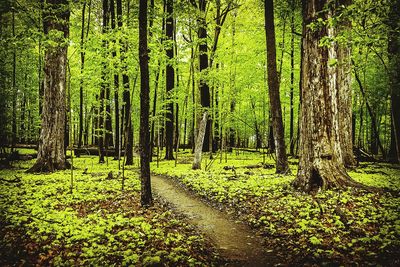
[151,175,275,267]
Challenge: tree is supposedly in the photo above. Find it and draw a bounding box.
[336,0,357,167]
[388,0,400,163]
[78,1,86,148]
[264,0,290,174]
[139,0,152,206]
[98,0,109,163]
[193,0,211,152]
[28,0,70,172]
[292,0,360,191]
[165,0,175,160]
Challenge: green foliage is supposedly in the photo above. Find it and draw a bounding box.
[152,150,400,265]
[0,151,221,266]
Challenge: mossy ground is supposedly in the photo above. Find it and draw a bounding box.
[0,150,222,266]
[152,149,400,266]
[1,148,399,266]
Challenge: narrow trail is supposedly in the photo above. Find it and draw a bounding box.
[151,175,274,266]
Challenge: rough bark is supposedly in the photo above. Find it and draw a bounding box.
[293,0,361,191]
[192,112,208,170]
[28,0,70,172]
[264,0,289,174]
[336,0,357,167]
[337,45,356,166]
[139,0,152,206]
[165,0,175,160]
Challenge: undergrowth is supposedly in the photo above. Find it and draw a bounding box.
[0,150,222,266]
[152,149,400,266]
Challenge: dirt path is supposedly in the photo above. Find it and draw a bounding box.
[151,175,274,266]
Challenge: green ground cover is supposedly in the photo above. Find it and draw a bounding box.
[0,150,222,266]
[151,150,400,266]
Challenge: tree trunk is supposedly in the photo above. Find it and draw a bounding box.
[78,1,86,148]
[12,10,17,150]
[110,0,120,159]
[139,0,152,206]
[388,0,400,163]
[98,0,109,163]
[165,0,175,160]
[197,0,211,152]
[264,0,289,174]
[337,0,357,167]
[293,0,360,191]
[289,0,295,156]
[28,0,70,172]
[193,112,208,170]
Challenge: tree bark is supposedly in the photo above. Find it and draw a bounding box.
[28,0,70,172]
[78,1,86,148]
[388,0,400,163]
[12,10,17,150]
[289,0,295,156]
[110,0,120,159]
[139,0,152,206]
[196,0,211,152]
[192,112,208,170]
[165,0,175,160]
[336,0,357,167]
[293,0,360,191]
[264,0,289,174]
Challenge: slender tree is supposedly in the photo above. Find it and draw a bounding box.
[192,0,211,152]
[264,0,290,174]
[110,0,120,159]
[139,0,152,206]
[78,1,86,148]
[28,0,70,172]
[165,0,175,160]
[98,0,110,163]
[388,0,400,163]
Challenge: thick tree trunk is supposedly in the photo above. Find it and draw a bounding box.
[264,0,289,174]
[28,0,70,172]
[336,0,357,167]
[293,0,360,191]
[192,112,208,170]
[165,0,175,160]
[388,0,400,163]
[139,0,152,206]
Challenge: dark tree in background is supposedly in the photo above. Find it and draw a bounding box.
[388,0,400,163]
[139,0,152,206]
[28,0,70,172]
[165,0,175,160]
[264,0,290,174]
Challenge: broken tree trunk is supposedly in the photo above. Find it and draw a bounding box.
[192,112,208,170]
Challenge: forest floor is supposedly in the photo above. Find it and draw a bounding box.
[0,148,399,266]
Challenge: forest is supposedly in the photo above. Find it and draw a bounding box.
[0,0,399,265]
